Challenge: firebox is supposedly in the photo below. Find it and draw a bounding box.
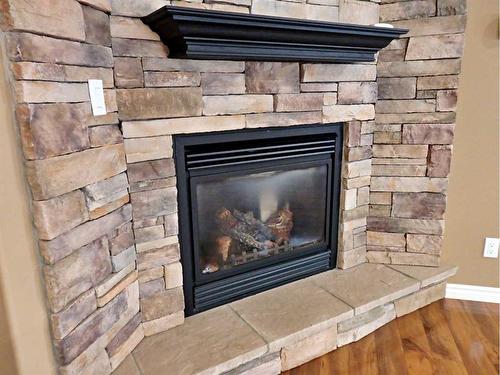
[174,124,343,315]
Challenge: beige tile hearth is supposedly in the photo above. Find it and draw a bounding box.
[132,305,267,375]
[230,278,353,352]
[309,263,420,314]
[120,263,456,375]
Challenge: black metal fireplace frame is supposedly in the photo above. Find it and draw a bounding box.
[174,123,343,315]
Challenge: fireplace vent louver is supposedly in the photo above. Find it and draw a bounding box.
[142,6,408,62]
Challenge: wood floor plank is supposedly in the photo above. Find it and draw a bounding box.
[374,321,408,375]
[282,300,499,375]
[418,301,469,375]
[442,299,497,375]
[396,310,434,375]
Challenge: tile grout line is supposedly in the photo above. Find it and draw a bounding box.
[227,304,272,355]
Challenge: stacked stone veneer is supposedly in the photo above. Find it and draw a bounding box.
[0,0,465,373]
[366,0,466,266]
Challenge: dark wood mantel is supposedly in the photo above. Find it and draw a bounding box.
[142,6,408,63]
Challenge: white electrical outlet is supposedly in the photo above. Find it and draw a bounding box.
[483,238,499,258]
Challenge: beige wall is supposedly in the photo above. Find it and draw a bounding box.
[442,0,500,287]
[0,36,56,375]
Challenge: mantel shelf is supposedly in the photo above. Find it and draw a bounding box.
[142,6,408,63]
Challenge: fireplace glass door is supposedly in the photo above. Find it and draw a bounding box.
[175,124,342,315]
[191,162,330,277]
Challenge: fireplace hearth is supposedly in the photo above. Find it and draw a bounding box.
[175,124,343,314]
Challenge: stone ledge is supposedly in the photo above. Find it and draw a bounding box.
[116,263,457,375]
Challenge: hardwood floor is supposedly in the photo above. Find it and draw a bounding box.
[282,299,499,375]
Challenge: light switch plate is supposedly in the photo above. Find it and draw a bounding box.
[88,79,107,116]
[483,237,499,258]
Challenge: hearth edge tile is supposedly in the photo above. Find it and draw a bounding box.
[229,278,353,353]
[308,263,421,315]
[387,264,458,288]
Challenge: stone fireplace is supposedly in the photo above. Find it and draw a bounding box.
[0,0,466,373]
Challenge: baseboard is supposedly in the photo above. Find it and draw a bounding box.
[446,283,500,303]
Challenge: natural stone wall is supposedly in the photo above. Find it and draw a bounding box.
[0,0,466,373]
[367,0,466,266]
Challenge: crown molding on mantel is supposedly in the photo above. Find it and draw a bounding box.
[142,6,408,63]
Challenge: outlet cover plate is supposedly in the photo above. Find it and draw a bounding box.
[483,237,499,258]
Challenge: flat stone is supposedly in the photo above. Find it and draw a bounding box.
[389,252,440,266]
[280,327,337,371]
[377,59,462,78]
[310,263,419,314]
[406,34,465,60]
[133,305,267,375]
[164,262,183,289]
[372,165,427,177]
[139,278,165,299]
[338,0,378,25]
[437,0,467,16]
[221,353,281,375]
[390,264,457,288]
[130,187,177,220]
[394,282,447,317]
[107,313,141,358]
[246,111,322,128]
[201,73,246,95]
[367,217,444,235]
[89,125,123,147]
[96,263,136,298]
[140,287,184,321]
[391,15,466,37]
[110,16,160,41]
[137,244,180,271]
[376,99,436,114]
[110,0,167,16]
[377,112,453,125]
[417,75,460,91]
[300,82,338,92]
[54,284,131,365]
[345,176,370,189]
[15,81,89,103]
[371,177,448,193]
[144,71,201,87]
[109,324,144,371]
[138,267,164,284]
[406,234,442,255]
[142,311,184,337]
[367,231,405,248]
[6,32,113,67]
[274,93,323,112]
[203,95,273,115]
[323,104,375,122]
[33,190,89,240]
[373,131,402,145]
[124,136,172,163]
[337,303,396,347]
[143,58,245,73]
[437,90,458,112]
[98,270,138,307]
[44,238,111,313]
[373,145,428,159]
[251,0,338,22]
[346,159,371,178]
[111,246,136,272]
[324,92,338,105]
[123,115,246,137]
[302,63,376,82]
[134,225,164,244]
[114,58,144,88]
[2,0,85,41]
[370,192,391,205]
[346,146,372,162]
[246,62,299,93]
[380,0,436,22]
[84,173,128,209]
[26,144,126,200]
[392,192,446,219]
[112,38,168,58]
[230,278,352,352]
[39,204,132,264]
[11,61,65,81]
[109,230,135,256]
[50,289,97,340]
[338,82,377,104]
[58,336,107,375]
[428,145,452,177]
[338,246,367,269]
[127,159,175,183]
[83,5,111,46]
[136,236,177,253]
[117,88,202,121]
